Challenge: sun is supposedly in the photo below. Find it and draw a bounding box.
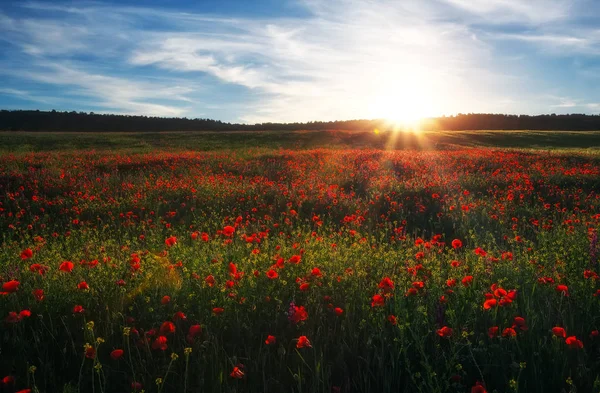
[367,84,431,131]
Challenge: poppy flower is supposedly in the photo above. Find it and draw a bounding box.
[212,307,225,315]
[483,299,497,310]
[437,326,453,338]
[513,317,528,331]
[471,381,487,393]
[299,282,310,291]
[555,284,569,296]
[266,269,278,279]
[289,305,308,323]
[19,310,31,319]
[451,239,463,249]
[188,324,202,337]
[77,281,89,290]
[289,255,301,264]
[2,376,14,385]
[223,226,235,237]
[230,366,244,379]
[502,328,517,337]
[20,248,33,260]
[160,321,176,335]
[488,326,499,338]
[311,267,322,277]
[5,312,21,323]
[265,335,277,345]
[334,307,344,316]
[552,327,566,338]
[565,336,583,349]
[152,336,168,350]
[461,276,473,287]
[161,296,171,305]
[2,280,19,293]
[165,236,177,247]
[32,288,44,302]
[73,305,85,313]
[59,261,74,273]
[173,311,187,321]
[110,349,124,360]
[297,335,312,348]
[405,288,418,297]
[371,294,385,307]
[85,346,96,359]
[387,315,398,325]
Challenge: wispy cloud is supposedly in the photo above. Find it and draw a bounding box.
[0,0,598,121]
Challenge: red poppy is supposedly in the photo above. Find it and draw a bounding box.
[311,267,322,277]
[161,296,171,305]
[471,381,487,393]
[265,335,277,345]
[73,305,85,313]
[5,312,21,323]
[334,307,344,316]
[289,255,301,264]
[297,335,312,348]
[32,289,44,302]
[552,327,566,338]
[173,311,187,321]
[2,376,14,385]
[223,226,235,237]
[502,328,517,337]
[387,315,398,325]
[461,276,473,287]
[165,236,177,247]
[565,336,583,349]
[2,280,19,293]
[85,346,96,359]
[371,294,385,307]
[20,248,33,260]
[77,281,89,290]
[451,239,463,249]
[483,299,497,310]
[555,284,569,296]
[290,305,308,323]
[152,336,168,350]
[160,321,176,335]
[405,287,418,297]
[437,326,453,338]
[110,349,124,360]
[19,310,31,319]
[230,366,244,379]
[205,275,215,287]
[266,269,278,279]
[188,324,202,338]
[488,326,499,338]
[513,317,528,331]
[59,261,74,272]
[212,307,225,315]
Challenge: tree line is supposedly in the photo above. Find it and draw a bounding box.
[1,110,600,132]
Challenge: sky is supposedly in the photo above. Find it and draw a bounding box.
[0,0,599,123]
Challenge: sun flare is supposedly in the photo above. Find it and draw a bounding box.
[367,91,428,130]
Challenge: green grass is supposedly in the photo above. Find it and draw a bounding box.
[1,129,600,154]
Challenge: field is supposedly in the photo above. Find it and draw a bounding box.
[1,130,600,393]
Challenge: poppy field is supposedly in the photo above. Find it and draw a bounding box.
[1,140,600,393]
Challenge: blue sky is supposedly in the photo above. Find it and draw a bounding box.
[0,0,599,123]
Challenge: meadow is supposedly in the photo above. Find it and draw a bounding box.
[1,130,600,393]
